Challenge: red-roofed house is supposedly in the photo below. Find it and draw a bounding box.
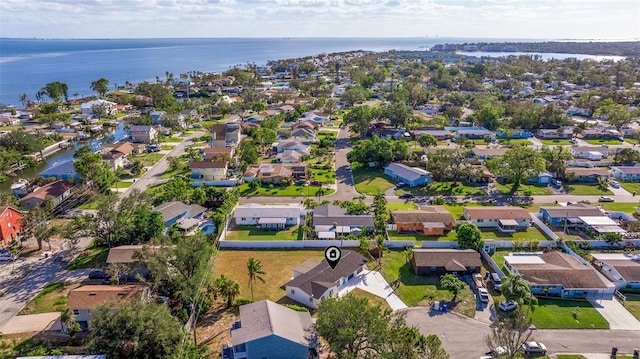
[0,206,22,246]
[18,180,77,209]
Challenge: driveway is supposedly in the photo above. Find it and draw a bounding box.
[588,298,640,330]
[0,312,61,334]
[337,270,407,311]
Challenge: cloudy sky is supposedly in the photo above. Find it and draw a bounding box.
[0,0,638,40]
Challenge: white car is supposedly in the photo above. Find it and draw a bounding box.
[599,196,614,202]
[498,300,518,311]
[522,341,547,356]
[610,181,620,188]
[478,288,490,303]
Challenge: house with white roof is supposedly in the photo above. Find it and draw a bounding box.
[233,204,302,229]
[463,206,532,232]
[80,99,117,117]
[591,253,640,289]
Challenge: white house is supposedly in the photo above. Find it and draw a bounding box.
[463,206,532,232]
[80,99,117,117]
[610,166,640,181]
[233,204,302,229]
[285,250,368,308]
[591,253,640,289]
[570,146,615,160]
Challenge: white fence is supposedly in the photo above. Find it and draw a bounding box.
[218,239,361,249]
[385,241,415,249]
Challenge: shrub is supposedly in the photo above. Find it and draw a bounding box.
[283,304,309,312]
[235,298,253,306]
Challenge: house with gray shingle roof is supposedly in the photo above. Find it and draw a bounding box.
[383,163,431,187]
[154,201,208,233]
[312,204,374,239]
[228,299,318,359]
[411,249,482,276]
[285,250,368,308]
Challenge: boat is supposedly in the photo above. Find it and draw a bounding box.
[90,125,103,133]
[76,131,90,140]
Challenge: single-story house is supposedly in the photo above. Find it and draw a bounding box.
[18,180,77,209]
[496,129,532,139]
[0,206,23,247]
[392,206,455,236]
[540,204,604,227]
[312,204,374,239]
[233,204,302,229]
[290,128,317,140]
[471,148,507,160]
[189,161,228,181]
[570,146,616,160]
[463,206,531,232]
[68,285,149,330]
[273,139,311,154]
[383,163,431,187]
[579,216,626,235]
[129,125,158,144]
[39,160,79,181]
[150,111,167,124]
[528,172,553,185]
[536,128,574,139]
[285,250,368,308]
[565,167,609,182]
[277,149,306,164]
[467,165,494,183]
[229,300,318,359]
[581,128,622,141]
[410,249,482,276]
[591,253,640,289]
[154,201,207,231]
[244,163,307,183]
[610,165,640,181]
[454,128,494,140]
[411,129,452,141]
[504,251,613,299]
[80,99,117,117]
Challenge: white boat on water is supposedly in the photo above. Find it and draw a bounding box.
[90,125,103,133]
[76,131,90,140]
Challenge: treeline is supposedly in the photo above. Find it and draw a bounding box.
[442,41,640,57]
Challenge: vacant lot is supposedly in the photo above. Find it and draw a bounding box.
[213,249,325,303]
[495,183,552,195]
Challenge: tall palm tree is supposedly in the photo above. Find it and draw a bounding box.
[596,176,610,196]
[500,273,535,308]
[213,274,240,307]
[247,257,266,301]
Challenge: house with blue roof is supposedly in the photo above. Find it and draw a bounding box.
[40,160,80,181]
[384,163,431,187]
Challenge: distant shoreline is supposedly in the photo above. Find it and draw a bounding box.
[432,41,640,57]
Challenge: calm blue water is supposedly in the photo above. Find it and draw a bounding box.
[0,37,446,106]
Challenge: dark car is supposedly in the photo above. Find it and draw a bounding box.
[88,270,108,280]
[147,145,161,153]
[399,193,414,199]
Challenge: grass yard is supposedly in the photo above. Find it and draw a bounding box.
[135,153,164,166]
[387,230,456,242]
[349,288,390,311]
[620,182,640,195]
[225,225,302,241]
[622,294,640,321]
[482,227,551,241]
[379,250,476,317]
[490,249,511,270]
[352,168,395,195]
[387,203,418,211]
[539,139,573,146]
[525,298,609,329]
[584,139,623,145]
[160,144,176,150]
[599,202,640,214]
[237,183,332,197]
[495,182,552,195]
[422,181,486,196]
[565,183,613,196]
[19,282,81,314]
[310,168,335,184]
[498,139,532,145]
[556,356,588,359]
[66,244,109,270]
[214,249,326,303]
[160,136,183,143]
[159,167,190,179]
[77,200,99,210]
[112,181,133,189]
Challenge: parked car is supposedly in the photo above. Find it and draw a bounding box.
[396,182,408,188]
[522,341,547,356]
[478,288,490,303]
[147,145,161,153]
[551,179,562,188]
[599,196,614,202]
[498,300,518,312]
[399,193,414,199]
[610,181,620,189]
[0,254,14,262]
[484,346,507,357]
[88,270,108,280]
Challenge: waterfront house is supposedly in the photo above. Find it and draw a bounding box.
[392,206,455,236]
[129,125,158,144]
[39,160,79,181]
[189,161,228,181]
[0,206,22,246]
[68,285,149,330]
[233,204,302,229]
[285,250,367,309]
[80,99,117,117]
[228,300,318,359]
[101,151,126,171]
[410,249,482,276]
[463,206,531,232]
[383,163,431,187]
[19,180,77,209]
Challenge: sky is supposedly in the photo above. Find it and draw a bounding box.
[0,0,638,40]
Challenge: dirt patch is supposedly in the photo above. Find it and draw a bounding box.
[196,301,238,358]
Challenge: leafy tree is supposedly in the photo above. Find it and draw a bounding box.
[247,257,266,301]
[248,179,260,192]
[73,147,116,191]
[500,273,534,305]
[20,206,57,250]
[343,105,373,137]
[455,222,483,251]
[341,86,369,107]
[88,301,184,359]
[474,103,505,130]
[490,144,545,190]
[38,81,68,102]
[382,102,413,128]
[91,78,109,98]
[427,149,471,183]
[0,130,46,153]
[596,176,610,196]
[540,145,574,178]
[211,274,241,307]
[418,134,438,148]
[485,309,533,359]
[595,98,632,129]
[613,147,640,164]
[240,142,259,165]
[440,273,465,300]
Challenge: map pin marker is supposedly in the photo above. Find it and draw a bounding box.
[324,246,342,270]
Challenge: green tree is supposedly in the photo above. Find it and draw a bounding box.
[211,274,241,307]
[20,206,57,250]
[248,179,260,192]
[247,257,266,301]
[418,134,438,148]
[73,147,116,191]
[427,149,471,184]
[540,145,574,178]
[440,273,465,301]
[596,176,610,196]
[341,86,369,107]
[88,301,184,359]
[38,81,68,102]
[455,222,484,251]
[490,144,545,190]
[343,105,373,137]
[91,78,110,98]
[613,147,640,164]
[500,273,534,305]
[382,102,413,128]
[485,309,533,359]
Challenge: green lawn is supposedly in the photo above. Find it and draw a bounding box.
[78,200,99,210]
[350,288,390,311]
[160,136,183,143]
[379,250,476,317]
[565,183,613,195]
[421,181,486,196]
[622,293,640,321]
[525,298,609,329]
[490,249,511,270]
[620,182,640,195]
[556,355,588,359]
[159,167,190,179]
[352,168,395,195]
[387,203,418,211]
[498,139,532,145]
[482,227,551,241]
[112,181,133,189]
[66,244,109,270]
[584,139,623,145]
[387,230,456,242]
[19,282,80,314]
[540,139,573,146]
[226,225,302,241]
[237,183,333,197]
[160,144,176,150]
[310,168,335,184]
[494,182,552,195]
[135,153,164,166]
[599,202,640,214]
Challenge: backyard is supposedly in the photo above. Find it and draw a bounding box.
[225,225,303,241]
[387,230,456,242]
[378,249,476,317]
[352,168,395,195]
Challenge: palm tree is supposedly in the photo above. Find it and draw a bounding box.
[212,274,240,307]
[500,273,536,309]
[60,307,74,333]
[596,176,610,196]
[20,93,29,109]
[315,186,327,199]
[247,257,266,301]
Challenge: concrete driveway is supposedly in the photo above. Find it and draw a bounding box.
[0,312,61,334]
[588,298,640,330]
[337,269,407,311]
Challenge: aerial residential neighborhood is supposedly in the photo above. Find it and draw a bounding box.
[1,40,640,359]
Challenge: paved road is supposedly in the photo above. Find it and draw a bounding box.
[326,127,360,201]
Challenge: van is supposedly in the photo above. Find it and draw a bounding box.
[490,273,502,290]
